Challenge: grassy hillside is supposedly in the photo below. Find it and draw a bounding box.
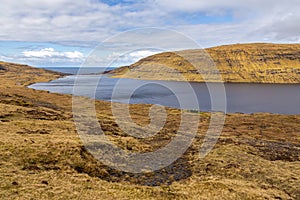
[0,61,299,199]
[109,43,300,83]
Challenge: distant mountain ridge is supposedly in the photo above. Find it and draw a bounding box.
[108,43,300,83]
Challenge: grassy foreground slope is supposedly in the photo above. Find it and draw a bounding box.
[0,61,299,199]
[109,43,300,83]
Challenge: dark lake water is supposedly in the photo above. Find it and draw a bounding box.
[29,74,300,114]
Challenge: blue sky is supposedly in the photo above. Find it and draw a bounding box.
[0,0,300,68]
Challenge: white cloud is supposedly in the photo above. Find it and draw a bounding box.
[22,48,84,59]
[154,0,300,15]
[23,48,58,58]
[129,50,160,59]
[85,49,161,67]
[0,0,299,49]
[64,51,84,59]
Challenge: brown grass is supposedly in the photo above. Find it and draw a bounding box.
[0,61,299,199]
[109,43,300,83]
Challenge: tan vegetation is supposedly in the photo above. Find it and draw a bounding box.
[0,60,299,199]
[109,43,300,83]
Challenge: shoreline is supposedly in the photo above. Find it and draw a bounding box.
[110,73,300,85]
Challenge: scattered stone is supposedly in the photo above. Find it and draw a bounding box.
[41,180,48,185]
[12,181,18,186]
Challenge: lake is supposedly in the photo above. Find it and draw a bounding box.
[43,67,115,75]
[29,72,300,114]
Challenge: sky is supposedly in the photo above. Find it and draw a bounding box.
[0,0,300,67]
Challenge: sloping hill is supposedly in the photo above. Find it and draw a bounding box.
[0,61,299,199]
[0,61,64,86]
[108,43,300,83]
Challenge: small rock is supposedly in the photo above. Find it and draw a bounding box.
[12,181,18,186]
[41,180,48,185]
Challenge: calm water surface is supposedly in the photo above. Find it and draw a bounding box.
[29,74,300,114]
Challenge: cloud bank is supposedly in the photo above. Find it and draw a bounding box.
[0,0,299,46]
[22,48,84,59]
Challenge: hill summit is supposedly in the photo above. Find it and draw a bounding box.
[109,43,300,83]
